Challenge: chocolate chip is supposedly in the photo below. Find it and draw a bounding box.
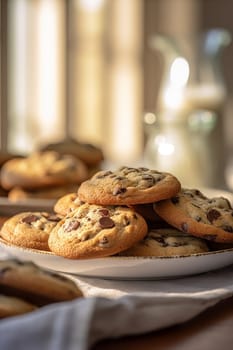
[195,216,202,222]
[155,175,163,182]
[99,236,109,247]
[96,171,112,178]
[153,236,168,247]
[115,176,125,180]
[21,215,40,224]
[98,209,109,216]
[141,174,153,180]
[121,167,136,175]
[99,217,115,229]
[112,186,127,196]
[138,167,149,171]
[207,209,221,223]
[171,196,179,204]
[141,174,155,186]
[63,220,80,232]
[124,166,135,170]
[118,166,127,171]
[195,190,206,199]
[122,216,130,226]
[46,215,61,222]
[188,193,194,198]
[203,234,217,241]
[221,225,233,233]
[181,222,189,232]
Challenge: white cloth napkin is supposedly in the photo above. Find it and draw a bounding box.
[1,245,233,350]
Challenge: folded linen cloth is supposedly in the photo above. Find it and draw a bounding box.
[1,247,233,350]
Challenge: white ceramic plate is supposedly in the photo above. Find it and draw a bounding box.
[0,197,56,216]
[0,238,233,280]
[0,187,233,280]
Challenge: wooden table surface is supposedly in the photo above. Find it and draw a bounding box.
[93,296,233,349]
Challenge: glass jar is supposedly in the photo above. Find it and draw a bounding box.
[145,29,231,189]
[143,109,226,189]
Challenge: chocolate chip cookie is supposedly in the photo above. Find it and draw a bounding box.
[0,212,61,250]
[48,203,148,258]
[40,137,104,167]
[153,188,233,243]
[78,166,181,205]
[1,151,88,190]
[119,227,209,257]
[0,258,83,306]
[54,192,84,216]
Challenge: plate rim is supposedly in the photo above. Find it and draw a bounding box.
[1,237,233,261]
[0,196,56,206]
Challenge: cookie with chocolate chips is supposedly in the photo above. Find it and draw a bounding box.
[153,188,233,243]
[1,151,88,191]
[119,227,209,257]
[0,212,61,250]
[48,203,148,258]
[78,166,181,205]
[54,192,84,216]
[0,258,83,307]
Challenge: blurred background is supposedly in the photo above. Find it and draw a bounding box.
[1,0,233,190]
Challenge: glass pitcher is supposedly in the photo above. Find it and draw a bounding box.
[144,28,231,189]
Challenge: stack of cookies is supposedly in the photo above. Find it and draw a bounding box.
[0,150,90,201]
[0,258,83,319]
[1,166,233,259]
[50,166,210,258]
